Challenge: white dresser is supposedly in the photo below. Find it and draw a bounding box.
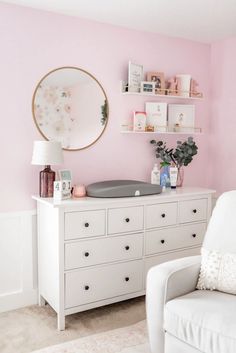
[33,187,215,330]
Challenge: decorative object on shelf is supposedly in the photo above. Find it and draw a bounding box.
[173,123,181,132]
[176,74,191,97]
[166,77,179,96]
[168,104,195,133]
[146,72,165,95]
[190,79,202,98]
[150,137,198,187]
[146,102,167,132]
[140,81,155,94]
[133,111,146,131]
[121,123,133,132]
[73,184,86,198]
[54,180,71,201]
[128,61,143,92]
[146,125,154,132]
[31,140,63,197]
[58,169,72,181]
[32,67,109,150]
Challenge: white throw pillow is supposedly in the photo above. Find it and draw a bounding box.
[197,248,236,294]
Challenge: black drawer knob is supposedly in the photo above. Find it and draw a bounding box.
[161,213,166,218]
[84,285,89,290]
[84,251,90,257]
[125,218,130,223]
[161,239,165,244]
[192,234,197,238]
[193,209,197,214]
[125,245,130,251]
[125,277,130,282]
[84,222,89,227]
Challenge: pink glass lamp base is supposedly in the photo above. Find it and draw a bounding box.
[39,165,55,197]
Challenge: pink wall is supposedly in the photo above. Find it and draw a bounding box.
[208,38,236,195]
[0,3,211,212]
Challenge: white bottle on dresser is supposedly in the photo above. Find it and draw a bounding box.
[151,164,160,185]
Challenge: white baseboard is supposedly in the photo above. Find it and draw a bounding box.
[0,289,38,313]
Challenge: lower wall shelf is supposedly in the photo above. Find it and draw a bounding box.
[120,130,202,135]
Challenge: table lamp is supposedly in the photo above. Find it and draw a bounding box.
[31,141,63,197]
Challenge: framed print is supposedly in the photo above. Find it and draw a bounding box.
[146,72,165,95]
[128,61,143,92]
[140,81,155,94]
[58,169,72,181]
[145,102,167,132]
[133,111,146,131]
[168,104,195,132]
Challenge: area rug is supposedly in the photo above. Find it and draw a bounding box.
[32,320,150,353]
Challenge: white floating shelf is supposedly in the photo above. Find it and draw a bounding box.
[121,130,202,135]
[122,91,203,100]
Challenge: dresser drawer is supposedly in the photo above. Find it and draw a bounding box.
[145,223,206,255]
[179,199,207,223]
[65,233,143,270]
[108,206,144,235]
[144,247,201,280]
[146,202,177,229]
[65,210,105,240]
[65,260,143,308]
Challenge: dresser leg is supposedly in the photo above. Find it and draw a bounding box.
[39,294,46,306]
[57,313,65,331]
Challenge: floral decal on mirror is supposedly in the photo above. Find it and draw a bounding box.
[34,84,76,149]
[32,67,108,150]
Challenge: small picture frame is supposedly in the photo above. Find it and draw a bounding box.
[133,111,146,132]
[58,169,72,181]
[128,61,143,92]
[146,72,165,95]
[140,81,155,94]
[168,104,195,132]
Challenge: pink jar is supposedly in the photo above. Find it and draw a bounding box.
[73,184,86,198]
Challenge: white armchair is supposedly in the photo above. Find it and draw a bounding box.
[146,191,236,353]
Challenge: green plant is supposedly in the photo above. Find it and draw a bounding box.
[101,99,108,126]
[150,137,198,168]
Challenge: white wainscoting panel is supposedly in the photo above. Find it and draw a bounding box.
[0,210,38,313]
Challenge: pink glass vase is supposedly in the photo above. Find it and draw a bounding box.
[177,166,184,187]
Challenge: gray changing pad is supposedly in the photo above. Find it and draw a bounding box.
[87,180,162,198]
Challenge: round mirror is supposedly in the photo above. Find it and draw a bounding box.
[32,67,108,150]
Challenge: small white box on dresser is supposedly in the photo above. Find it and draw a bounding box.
[33,187,215,330]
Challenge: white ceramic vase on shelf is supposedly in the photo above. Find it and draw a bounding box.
[176,74,191,97]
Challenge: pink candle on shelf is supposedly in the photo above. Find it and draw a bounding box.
[73,184,86,198]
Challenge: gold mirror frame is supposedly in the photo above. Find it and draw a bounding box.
[32,66,109,151]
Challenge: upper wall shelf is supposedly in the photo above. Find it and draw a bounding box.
[122,91,203,100]
[120,81,203,100]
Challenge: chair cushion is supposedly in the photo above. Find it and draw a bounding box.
[164,290,236,353]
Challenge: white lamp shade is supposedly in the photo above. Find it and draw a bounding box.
[31,141,63,165]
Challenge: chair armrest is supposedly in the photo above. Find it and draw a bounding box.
[146,255,201,353]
